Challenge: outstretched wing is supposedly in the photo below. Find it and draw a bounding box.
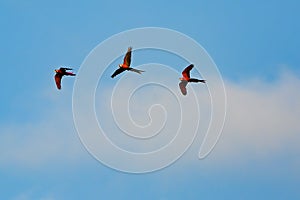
[111,67,126,78]
[55,74,63,90]
[123,47,132,67]
[179,80,188,95]
[182,64,194,80]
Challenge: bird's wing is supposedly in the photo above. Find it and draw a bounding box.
[123,47,132,67]
[55,74,63,90]
[111,67,126,78]
[182,64,194,80]
[179,80,188,95]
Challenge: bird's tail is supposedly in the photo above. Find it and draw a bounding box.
[66,72,76,76]
[129,68,145,74]
[189,78,205,83]
[61,67,73,70]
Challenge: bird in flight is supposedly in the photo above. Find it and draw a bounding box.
[179,64,205,95]
[111,47,145,78]
[54,67,76,90]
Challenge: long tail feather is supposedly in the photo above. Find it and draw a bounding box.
[129,68,145,74]
[189,78,206,83]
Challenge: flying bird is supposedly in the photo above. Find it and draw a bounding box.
[179,64,205,95]
[111,47,145,78]
[54,67,76,90]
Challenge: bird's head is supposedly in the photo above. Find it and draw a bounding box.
[179,77,184,81]
[118,64,123,68]
[54,69,58,73]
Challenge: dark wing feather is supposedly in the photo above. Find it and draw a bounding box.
[179,80,188,95]
[55,74,63,90]
[111,67,126,78]
[123,47,132,67]
[59,68,66,73]
[182,64,194,80]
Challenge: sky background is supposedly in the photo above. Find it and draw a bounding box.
[1,0,300,199]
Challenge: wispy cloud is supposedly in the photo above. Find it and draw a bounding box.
[218,71,300,159]
[12,189,55,200]
[0,89,88,169]
[0,70,299,172]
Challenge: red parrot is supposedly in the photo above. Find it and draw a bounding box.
[179,64,206,95]
[111,47,145,78]
[54,67,76,90]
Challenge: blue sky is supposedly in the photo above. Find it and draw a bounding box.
[1,0,299,199]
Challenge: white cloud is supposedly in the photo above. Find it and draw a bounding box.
[218,72,300,158]
[0,89,88,169]
[0,70,299,172]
